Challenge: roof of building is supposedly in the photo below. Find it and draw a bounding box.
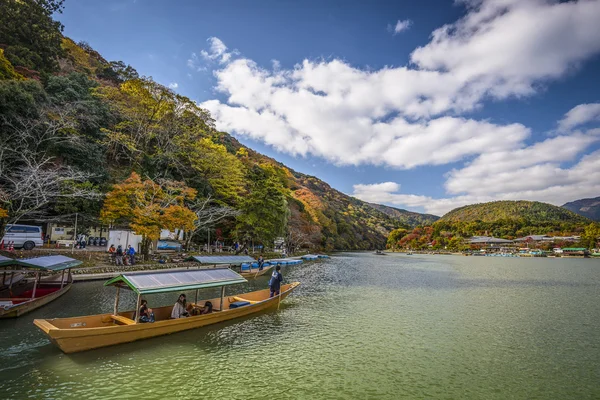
[104,268,247,294]
[186,255,256,265]
[514,235,552,242]
[467,236,513,244]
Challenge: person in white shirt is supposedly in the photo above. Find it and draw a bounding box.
[171,293,189,318]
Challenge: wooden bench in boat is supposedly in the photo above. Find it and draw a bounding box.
[110,315,136,325]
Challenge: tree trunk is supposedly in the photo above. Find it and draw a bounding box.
[141,236,152,261]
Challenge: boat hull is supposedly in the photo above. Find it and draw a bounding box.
[239,265,273,279]
[34,282,300,353]
[0,281,72,319]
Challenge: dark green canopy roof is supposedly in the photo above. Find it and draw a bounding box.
[104,268,247,295]
[186,255,256,265]
[0,255,81,271]
[0,255,14,267]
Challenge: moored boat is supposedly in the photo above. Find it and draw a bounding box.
[240,263,274,278]
[34,268,300,353]
[0,255,81,318]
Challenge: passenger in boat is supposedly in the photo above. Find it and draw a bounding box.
[269,265,283,297]
[139,299,155,323]
[257,255,265,271]
[171,293,190,318]
[200,301,213,314]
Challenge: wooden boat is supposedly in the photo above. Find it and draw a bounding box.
[240,263,274,278]
[0,255,80,319]
[34,268,300,353]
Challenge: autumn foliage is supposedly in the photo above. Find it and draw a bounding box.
[101,172,197,257]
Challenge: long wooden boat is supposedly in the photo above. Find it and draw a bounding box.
[240,264,274,278]
[34,268,300,353]
[0,255,80,319]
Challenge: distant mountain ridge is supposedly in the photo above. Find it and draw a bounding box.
[366,202,439,226]
[562,197,600,221]
[439,200,590,223]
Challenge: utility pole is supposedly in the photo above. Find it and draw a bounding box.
[207,227,210,254]
[71,212,78,254]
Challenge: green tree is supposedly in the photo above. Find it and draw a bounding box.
[581,223,600,249]
[387,228,408,249]
[236,165,289,248]
[0,0,65,72]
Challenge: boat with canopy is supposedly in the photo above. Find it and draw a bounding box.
[186,255,273,279]
[1,255,80,318]
[34,267,300,353]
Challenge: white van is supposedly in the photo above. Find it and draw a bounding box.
[2,224,44,250]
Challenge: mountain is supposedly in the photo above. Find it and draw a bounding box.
[562,197,600,221]
[366,203,439,226]
[439,200,590,223]
[1,1,438,251]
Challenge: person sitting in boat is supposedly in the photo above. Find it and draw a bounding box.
[200,301,213,314]
[139,299,155,323]
[171,294,189,318]
[269,265,283,298]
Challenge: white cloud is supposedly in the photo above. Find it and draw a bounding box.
[411,0,600,99]
[558,103,600,132]
[197,0,600,213]
[187,37,238,72]
[200,37,238,64]
[353,128,600,215]
[353,148,600,216]
[168,82,179,89]
[388,19,412,35]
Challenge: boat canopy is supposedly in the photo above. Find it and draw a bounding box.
[0,255,14,267]
[0,255,81,271]
[186,255,256,265]
[104,268,247,294]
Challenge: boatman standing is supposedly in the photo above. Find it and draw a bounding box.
[257,255,265,271]
[268,265,283,297]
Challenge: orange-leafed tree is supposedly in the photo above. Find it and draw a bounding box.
[101,172,197,258]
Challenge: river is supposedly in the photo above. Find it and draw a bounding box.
[0,253,599,399]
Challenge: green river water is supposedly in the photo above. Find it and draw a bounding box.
[0,253,599,399]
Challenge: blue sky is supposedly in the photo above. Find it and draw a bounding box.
[57,0,600,216]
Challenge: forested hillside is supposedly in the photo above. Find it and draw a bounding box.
[562,197,600,221]
[366,203,439,226]
[0,0,418,252]
[386,200,596,251]
[435,200,590,238]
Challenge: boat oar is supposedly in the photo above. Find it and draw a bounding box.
[277,284,282,310]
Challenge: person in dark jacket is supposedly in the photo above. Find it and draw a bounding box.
[115,245,124,266]
[257,255,265,271]
[269,265,283,297]
[139,299,155,323]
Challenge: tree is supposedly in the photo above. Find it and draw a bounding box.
[387,228,408,249]
[447,236,464,251]
[581,223,600,249]
[0,0,65,72]
[0,80,100,232]
[100,172,197,258]
[185,196,241,249]
[236,165,289,248]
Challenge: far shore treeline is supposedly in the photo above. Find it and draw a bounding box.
[387,201,600,251]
